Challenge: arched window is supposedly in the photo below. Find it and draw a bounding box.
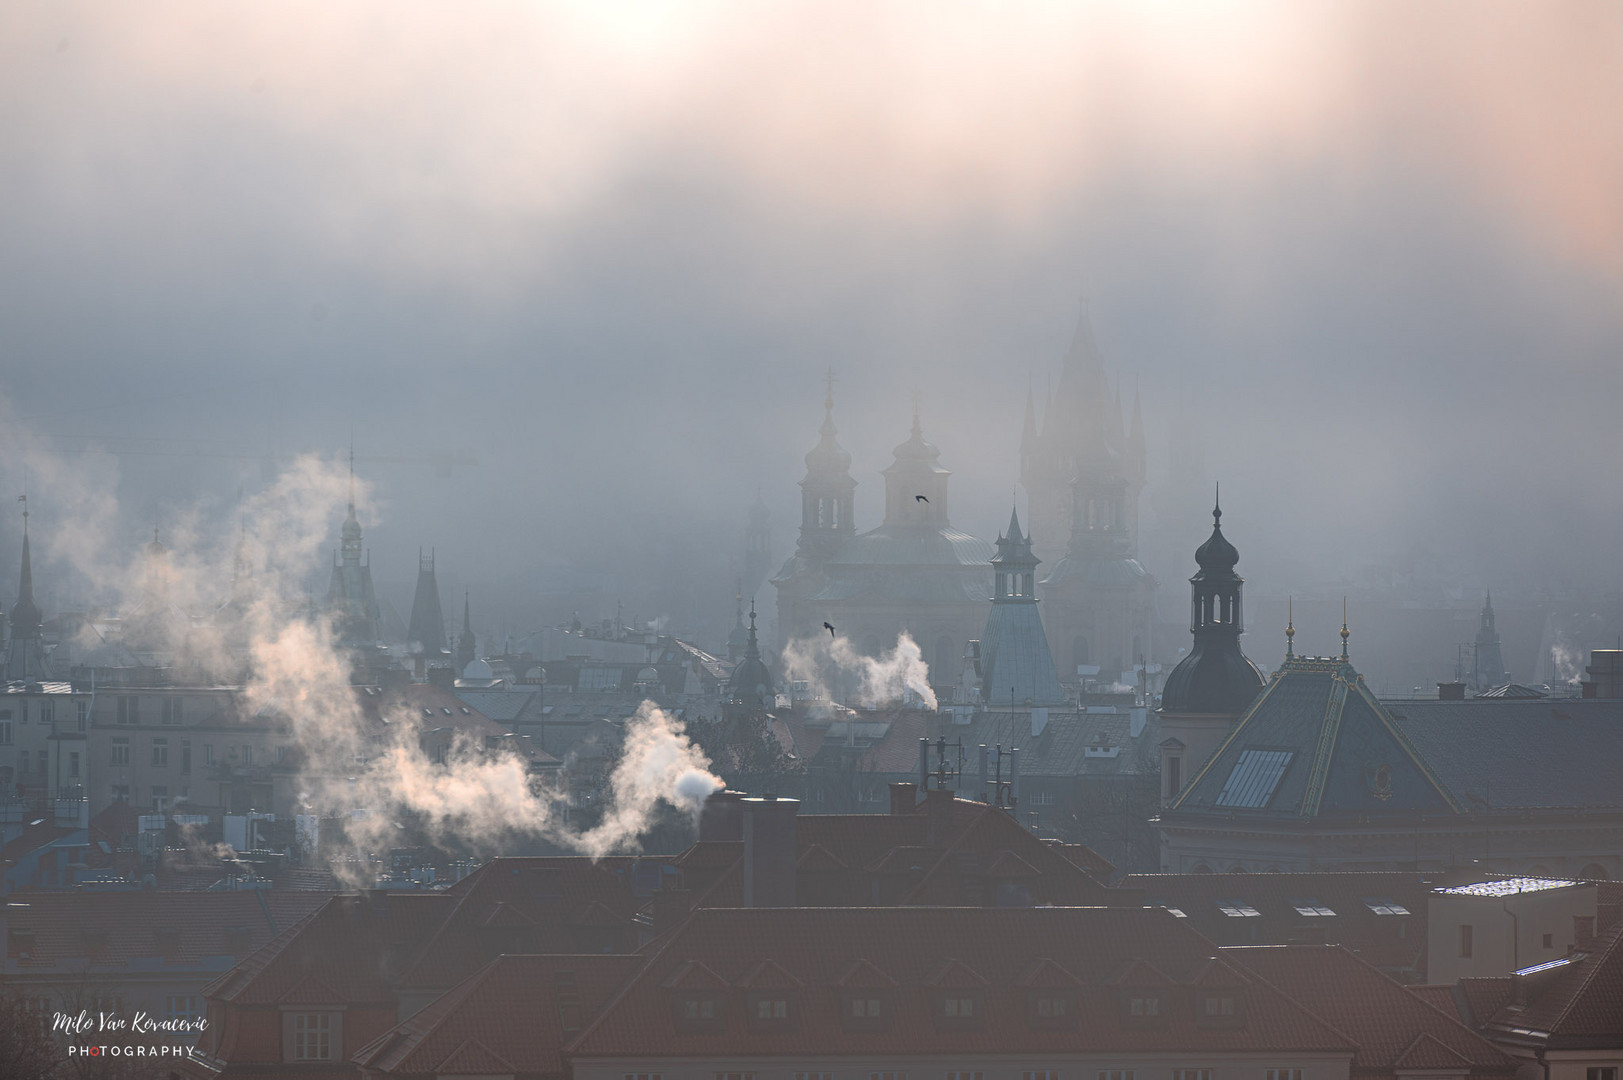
[1579,862,1610,881]
[1192,863,1213,874]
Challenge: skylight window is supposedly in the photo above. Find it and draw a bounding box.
[1147,899,1188,918]
[1361,898,1411,916]
[1214,749,1293,809]
[1291,899,1336,917]
[1216,899,1261,918]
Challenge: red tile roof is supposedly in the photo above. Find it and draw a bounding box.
[350,953,640,1077]
[567,906,1358,1061]
[1125,871,1433,979]
[1,890,329,974]
[1223,944,1515,1076]
[1481,918,1623,1046]
[1405,983,1464,1021]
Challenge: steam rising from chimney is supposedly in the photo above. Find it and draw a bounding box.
[781,630,937,709]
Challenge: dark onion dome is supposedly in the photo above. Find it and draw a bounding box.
[1193,501,1239,573]
[804,389,853,473]
[1160,636,1265,715]
[1161,492,1264,715]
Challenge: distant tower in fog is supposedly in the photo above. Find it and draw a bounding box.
[771,371,857,652]
[324,455,382,649]
[4,496,52,681]
[1470,591,1507,692]
[407,548,449,677]
[743,492,772,601]
[1021,307,1153,683]
[456,592,476,671]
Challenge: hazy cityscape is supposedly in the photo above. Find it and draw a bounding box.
[1,3,1621,1080]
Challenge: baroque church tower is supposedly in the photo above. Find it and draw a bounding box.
[1157,493,1265,804]
[1469,591,1507,692]
[770,373,856,653]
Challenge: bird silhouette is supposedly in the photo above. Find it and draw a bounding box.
[914,494,929,503]
[823,621,836,638]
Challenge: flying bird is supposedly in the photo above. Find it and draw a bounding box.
[915,494,928,503]
[823,621,836,638]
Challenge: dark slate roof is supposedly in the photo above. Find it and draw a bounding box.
[921,708,1160,779]
[979,602,1067,707]
[1169,656,1460,821]
[1382,699,1623,810]
[1161,634,1266,715]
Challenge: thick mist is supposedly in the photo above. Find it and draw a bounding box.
[1,1,1620,689]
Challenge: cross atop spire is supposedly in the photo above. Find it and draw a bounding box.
[1286,596,1295,659]
[1213,481,1222,526]
[1340,597,1350,660]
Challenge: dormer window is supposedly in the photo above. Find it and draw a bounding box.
[673,994,721,1031]
[934,991,985,1030]
[1027,991,1076,1028]
[1197,991,1244,1027]
[1118,991,1168,1027]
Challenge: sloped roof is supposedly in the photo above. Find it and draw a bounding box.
[1226,944,1514,1075]
[567,906,1356,1060]
[1382,699,1623,810]
[1481,918,1623,1046]
[350,952,640,1077]
[1170,656,1460,820]
[682,795,1124,911]
[980,600,1067,707]
[1121,871,1433,978]
[1,890,330,976]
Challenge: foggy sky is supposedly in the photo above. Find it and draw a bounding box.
[2,1,1621,662]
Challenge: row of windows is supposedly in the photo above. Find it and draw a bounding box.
[614,1065,1281,1078]
[0,701,86,726]
[677,992,1240,1028]
[114,696,189,725]
[0,746,82,776]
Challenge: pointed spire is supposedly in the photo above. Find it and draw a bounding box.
[1021,381,1039,458]
[10,494,42,638]
[463,590,471,635]
[744,596,761,660]
[820,365,837,435]
[1006,504,1024,544]
[1285,596,1295,659]
[910,394,922,440]
[1340,597,1350,660]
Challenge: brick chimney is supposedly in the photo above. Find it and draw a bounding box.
[889,782,918,816]
[699,789,746,843]
[742,796,799,907]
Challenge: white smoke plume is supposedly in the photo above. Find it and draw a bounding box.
[781,630,938,710]
[0,431,720,869]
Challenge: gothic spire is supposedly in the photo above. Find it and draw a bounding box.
[10,495,42,638]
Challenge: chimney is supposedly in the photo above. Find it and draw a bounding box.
[699,789,746,843]
[742,796,798,907]
[1009,747,1021,807]
[427,666,455,690]
[1581,650,1623,699]
[924,786,955,847]
[919,737,929,790]
[889,782,918,816]
[978,744,989,801]
[1436,681,1466,701]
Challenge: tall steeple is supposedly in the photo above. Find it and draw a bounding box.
[979,506,1065,706]
[6,495,51,681]
[325,452,381,648]
[407,547,448,664]
[1469,590,1506,691]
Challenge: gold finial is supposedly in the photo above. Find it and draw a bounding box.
[1340,596,1350,659]
[1285,596,1295,659]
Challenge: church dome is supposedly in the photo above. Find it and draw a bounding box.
[1161,641,1264,714]
[462,658,494,680]
[1194,509,1238,573]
